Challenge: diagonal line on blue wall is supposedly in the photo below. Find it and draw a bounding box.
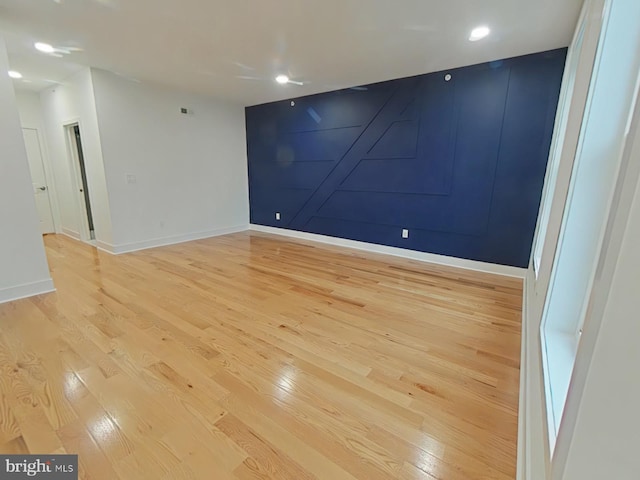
[289,77,422,230]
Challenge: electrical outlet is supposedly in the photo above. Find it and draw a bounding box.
[126,174,137,184]
[402,229,409,239]
[275,212,281,220]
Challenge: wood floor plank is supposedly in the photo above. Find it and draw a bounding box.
[217,413,316,480]
[57,419,121,480]
[0,393,21,444]
[0,232,522,479]
[0,436,30,455]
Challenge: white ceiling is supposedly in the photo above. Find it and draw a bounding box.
[0,0,584,106]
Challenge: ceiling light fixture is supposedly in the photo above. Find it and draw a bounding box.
[35,42,55,53]
[8,70,22,79]
[469,26,491,42]
[275,74,289,84]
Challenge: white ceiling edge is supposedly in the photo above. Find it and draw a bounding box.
[0,0,584,106]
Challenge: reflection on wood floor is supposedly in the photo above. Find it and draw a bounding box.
[0,232,522,479]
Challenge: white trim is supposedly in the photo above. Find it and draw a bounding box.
[61,227,81,240]
[539,319,556,451]
[0,278,55,304]
[517,269,553,480]
[95,240,115,254]
[63,119,92,242]
[532,3,590,281]
[540,0,633,457]
[250,224,526,278]
[517,274,529,480]
[62,229,103,251]
[107,224,249,255]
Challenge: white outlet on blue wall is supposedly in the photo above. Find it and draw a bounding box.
[402,229,409,238]
[275,212,281,220]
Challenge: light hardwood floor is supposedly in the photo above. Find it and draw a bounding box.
[0,232,522,479]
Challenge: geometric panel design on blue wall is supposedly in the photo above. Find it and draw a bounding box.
[280,127,362,163]
[246,49,567,267]
[341,64,511,199]
[366,120,420,159]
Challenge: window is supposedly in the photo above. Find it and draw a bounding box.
[540,0,640,452]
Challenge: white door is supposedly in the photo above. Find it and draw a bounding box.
[22,128,55,234]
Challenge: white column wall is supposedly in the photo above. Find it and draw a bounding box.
[0,37,54,303]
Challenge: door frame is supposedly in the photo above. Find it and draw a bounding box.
[63,118,94,243]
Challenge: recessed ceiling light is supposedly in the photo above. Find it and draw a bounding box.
[275,74,289,85]
[469,26,491,42]
[35,42,55,53]
[8,70,22,79]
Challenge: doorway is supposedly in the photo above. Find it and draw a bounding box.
[65,123,95,241]
[22,128,55,234]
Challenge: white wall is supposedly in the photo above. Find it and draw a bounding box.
[542,0,640,444]
[520,0,640,478]
[556,81,640,480]
[0,37,54,303]
[519,0,607,476]
[89,68,249,253]
[545,0,640,338]
[40,68,113,245]
[16,90,47,128]
[15,90,61,232]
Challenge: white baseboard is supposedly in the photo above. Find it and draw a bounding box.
[0,278,55,304]
[95,240,115,254]
[107,224,250,255]
[61,228,81,240]
[250,224,526,278]
[61,230,109,253]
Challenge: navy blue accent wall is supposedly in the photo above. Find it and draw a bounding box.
[246,49,566,267]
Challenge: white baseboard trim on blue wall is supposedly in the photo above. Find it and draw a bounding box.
[0,278,55,305]
[250,224,527,278]
[107,224,250,255]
